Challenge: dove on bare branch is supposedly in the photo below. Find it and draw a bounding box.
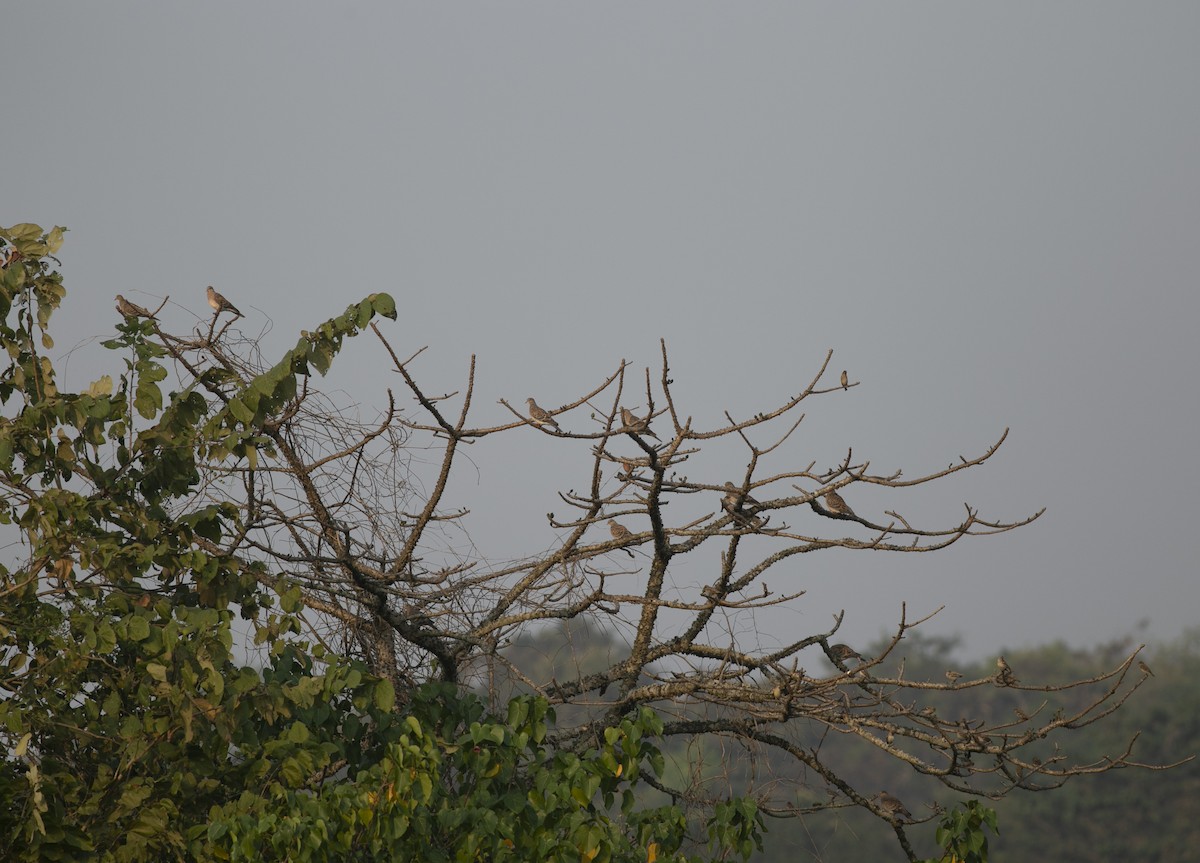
[526,398,561,431]
[207,285,242,317]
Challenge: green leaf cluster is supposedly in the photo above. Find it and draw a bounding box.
[204,685,759,863]
[924,800,997,863]
[204,294,396,467]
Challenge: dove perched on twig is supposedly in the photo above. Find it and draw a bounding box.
[620,407,660,440]
[721,483,767,529]
[823,489,856,517]
[525,398,561,431]
[995,655,1018,686]
[607,519,636,557]
[877,791,912,821]
[721,482,762,513]
[207,286,242,317]
[115,294,156,319]
[829,643,864,665]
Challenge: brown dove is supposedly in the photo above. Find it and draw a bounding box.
[115,294,155,319]
[823,489,856,517]
[878,791,912,821]
[525,398,561,431]
[722,481,763,513]
[607,519,636,557]
[620,407,660,440]
[829,643,863,665]
[995,655,1018,686]
[207,285,242,317]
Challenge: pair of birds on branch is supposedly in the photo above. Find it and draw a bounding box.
[721,482,769,529]
[523,397,858,519]
[724,483,858,520]
[594,481,856,553]
[524,400,659,440]
[115,286,242,321]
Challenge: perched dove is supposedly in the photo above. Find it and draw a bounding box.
[207,285,242,317]
[721,483,739,512]
[525,398,561,431]
[607,519,636,557]
[401,604,434,630]
[877,791,912,821]
[620,406,660,440]
[829,643,864,665]
[608,519,634,542]
[840,370,849,390]
[115,294,155,319]
[721,483,767,529]
[823,489,856,517]
[995,655,1018,685]
[722,481,763,513]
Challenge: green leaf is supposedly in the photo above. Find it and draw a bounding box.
[371,292,397,320]
[286,721,310,743]
[7,223,42,242]
[374,678,395,712]
[87,375,113,397]
[46,226,67,254]
[228,397,255,425]
[128,616,151,641]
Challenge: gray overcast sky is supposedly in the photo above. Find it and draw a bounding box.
[4,4,1198,659]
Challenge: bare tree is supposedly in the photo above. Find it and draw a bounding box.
[149,309,1178,861]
